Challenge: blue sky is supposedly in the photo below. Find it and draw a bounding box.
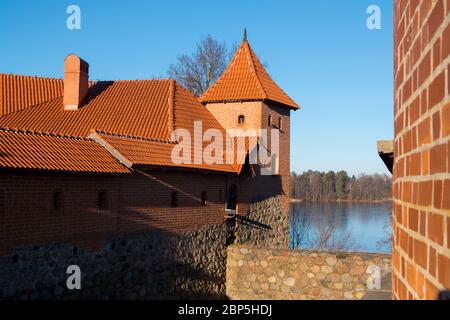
[0,0,393,175]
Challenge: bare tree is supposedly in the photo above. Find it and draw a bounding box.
[291,209,357,252]
[168,35,228,96]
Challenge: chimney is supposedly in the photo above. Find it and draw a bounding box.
[63,54,89,110]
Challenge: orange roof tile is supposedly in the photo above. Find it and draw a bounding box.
[0,74,63,116]
[0,79,175,141]
[0,127,130,174]
[90,131,237,174]
[0,76,246,174]
[199,40,299,109]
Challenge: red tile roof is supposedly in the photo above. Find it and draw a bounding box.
[0,79,175,141]
[199,40,299,109]
[90,131,238,174]
[0,74,63,116]
[0,76,246,174]
[0,127,130,174]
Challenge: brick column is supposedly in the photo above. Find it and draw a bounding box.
[393,0,450,300]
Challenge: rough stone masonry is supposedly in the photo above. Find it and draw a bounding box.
[226,245,391,300]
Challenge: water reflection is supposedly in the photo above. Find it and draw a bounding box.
[290,202,392,253]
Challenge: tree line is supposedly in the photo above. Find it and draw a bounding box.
[291,171,392,202]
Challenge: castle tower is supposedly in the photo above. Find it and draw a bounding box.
[200,32,299,210]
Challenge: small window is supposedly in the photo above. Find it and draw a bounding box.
[97,190,108,210]
[171,191,178,208]
[238,115,245,124]
[0,189,5,216]
[53,190,64,211]
[278,117,283,130]
[201,191,207,207]
[268,114,272,127]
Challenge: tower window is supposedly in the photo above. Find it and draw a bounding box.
[238,115,245,124]
[278,117,283,130]
[97,190,108,210]
[268,114,272,127]
[53,189,64,211]
[201,191,207,207]
[171,191,178,208]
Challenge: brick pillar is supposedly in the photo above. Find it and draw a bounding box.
[393,0,450,300]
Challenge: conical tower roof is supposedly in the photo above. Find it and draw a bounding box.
[200,37,299,109]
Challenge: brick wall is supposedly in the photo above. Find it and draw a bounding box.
[0,170,230,254]
[393,0,450,300]
[205,100,291,210]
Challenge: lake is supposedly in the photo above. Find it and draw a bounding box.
[289,202,392,253]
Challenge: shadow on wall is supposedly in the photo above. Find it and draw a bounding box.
[0,168,287,300]
[0,205,229,300]
[438,291,450,300]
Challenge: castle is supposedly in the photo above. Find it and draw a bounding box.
[0,36,298,299]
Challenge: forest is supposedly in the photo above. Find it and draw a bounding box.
[291,171,392,202]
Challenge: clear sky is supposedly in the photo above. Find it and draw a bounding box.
[0,0,393,176]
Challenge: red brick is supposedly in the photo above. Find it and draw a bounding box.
[443,21,450,60]
[418,180,433,206]
[427,0,445,40]
[428,72,445,108]
[406,261,417,289]
[447,216,450,249]
[443,180,450,210]
[419,210,427,236]
[408,208,419,232]
[425,279,439,300]
[432,37,441,70]
[433,180,443,209]
[428,246,437,277]
[414,238,428,269]
[421,150,430,175]
[418,52,431,87]
[399,228,409,252]
[421,88,428,114]
[418,118,431,146]
[420,0,433,27]
[443,103,450,137]
[428,213,444,245]
[416,271,425,299]
[437,254,450,289]
[430,143,447,174]
[410,152,422,175]
[432,111,441,140]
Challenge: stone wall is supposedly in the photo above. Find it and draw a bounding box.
[226,245,391,300]
[0,224,227,300]
[236,196,289,249]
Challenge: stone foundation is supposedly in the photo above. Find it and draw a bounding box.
[0,224,227,300]
[226,245,391,300]
[236,196,289,249]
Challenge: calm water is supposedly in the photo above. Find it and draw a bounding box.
[289,202,392,253]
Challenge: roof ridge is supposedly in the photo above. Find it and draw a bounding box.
[0,126,90,141]
[0,73,63,81]
[168,79,176,140]
[94,129,176,144]
[243,41,268,100]
[199,41,244,100]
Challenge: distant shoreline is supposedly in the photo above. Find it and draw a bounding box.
[290,198,392,204]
